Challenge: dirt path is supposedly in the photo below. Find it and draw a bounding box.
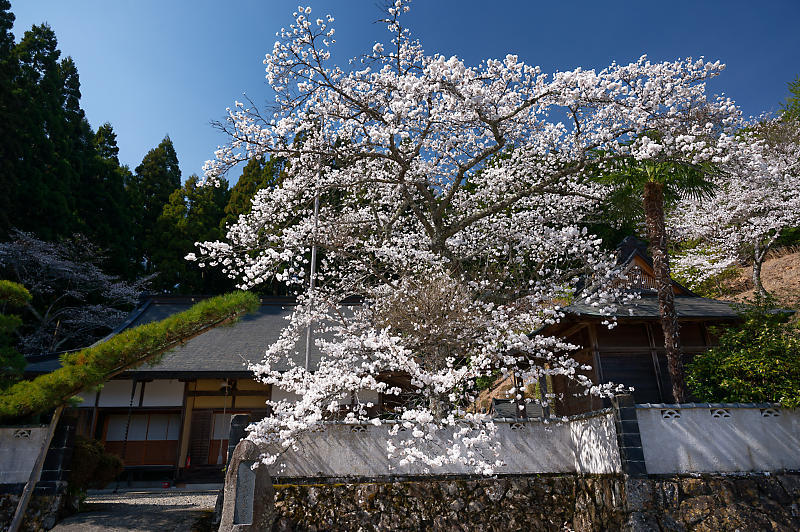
[51,491,217,532]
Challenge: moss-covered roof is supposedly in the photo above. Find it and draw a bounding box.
[25,296,326,378]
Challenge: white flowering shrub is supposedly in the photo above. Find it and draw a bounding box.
[193,2,739,472]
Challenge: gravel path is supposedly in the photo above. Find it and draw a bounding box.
[51,491,218,532]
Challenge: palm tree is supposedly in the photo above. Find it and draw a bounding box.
[597,157,716,403]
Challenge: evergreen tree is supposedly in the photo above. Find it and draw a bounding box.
[8,24,79,240]
[783,74,800,120]
[0,1,19,234]
[0,280,31,389]
[77,123,135,277]
[127,136,182,272]
[0,1,12,56]
[221,155,285,230]
[0,2,141,281]
[151,175,232,293]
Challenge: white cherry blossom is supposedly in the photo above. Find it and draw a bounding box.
[194,1,740,472]
[673,117,800,297]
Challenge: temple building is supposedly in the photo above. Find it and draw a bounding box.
[25,296,313,481]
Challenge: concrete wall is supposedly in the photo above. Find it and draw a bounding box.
[0,426,48,484]
[264,411,621,478]
[637,404,800,474]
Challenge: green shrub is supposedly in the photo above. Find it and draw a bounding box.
[66,436,124,511]
[0,291,258,422]
[0,280,33,307]
[69,435,124,489]
[687,298,800,407]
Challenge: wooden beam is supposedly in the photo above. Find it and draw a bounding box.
[594,345,710,354]
[557,322,589,341]
[188,390,268,397]
[89,389,100,438]
[174,381,189,477]
[587,323,602,384]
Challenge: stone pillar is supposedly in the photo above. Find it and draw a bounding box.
[218,440,275,532]
[611,394,647,477]
[214,414,252,526]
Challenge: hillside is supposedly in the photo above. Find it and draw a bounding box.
[725,250,800,310]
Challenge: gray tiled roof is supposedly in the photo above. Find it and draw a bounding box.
[26,297,329,378]
[567,294,741,320]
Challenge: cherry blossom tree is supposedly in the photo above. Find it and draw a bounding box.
[672,117,800,298]
[0,231,149,355]
[193,2,739,472]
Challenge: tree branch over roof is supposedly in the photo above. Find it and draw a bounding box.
[0,291,259,422]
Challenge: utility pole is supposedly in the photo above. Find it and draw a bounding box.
[304,160,321,371]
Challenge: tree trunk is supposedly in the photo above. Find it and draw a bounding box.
[752,243,769,299]
[8,405,64,532]
[643,182,686,403]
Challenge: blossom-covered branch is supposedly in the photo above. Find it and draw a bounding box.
[193,2,739,472]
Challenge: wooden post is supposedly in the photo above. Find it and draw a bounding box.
[89,389,100,437]
[8,405,64,532]
[587,323,603,411]
[646,322,666,403]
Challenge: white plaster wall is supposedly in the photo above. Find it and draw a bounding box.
[637,406,800,474]
[98,380,142,407]
[570,412,621,473]
[0,426,48,484]
[73,389,98,408]
[261,412,621,478]
[141,379,185,407]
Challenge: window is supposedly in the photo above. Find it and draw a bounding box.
[105,413,181,441]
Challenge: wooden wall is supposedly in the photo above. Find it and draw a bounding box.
[552,320,719,415]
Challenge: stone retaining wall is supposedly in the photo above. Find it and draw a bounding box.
[219,401,800,530]
[269,473,800,531]
[0,491,66,532]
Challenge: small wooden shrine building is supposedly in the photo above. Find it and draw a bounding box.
[540,237,742,415]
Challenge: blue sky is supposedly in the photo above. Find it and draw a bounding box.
[12,1,800,182]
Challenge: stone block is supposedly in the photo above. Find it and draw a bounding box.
[777,474,800,499]
[622,446,645,463]
[624,478,655,512]
[619,432,643,448]
[613,394,636,409]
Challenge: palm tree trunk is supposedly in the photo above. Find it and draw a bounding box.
[643,181,686,403]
